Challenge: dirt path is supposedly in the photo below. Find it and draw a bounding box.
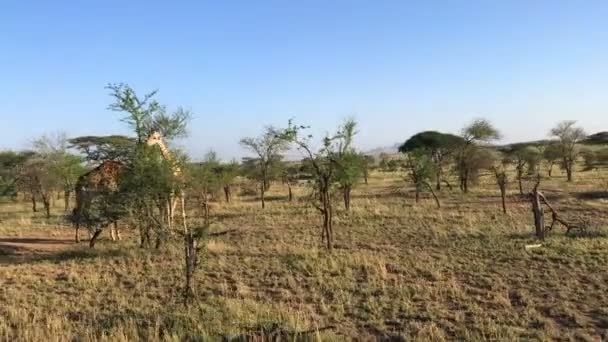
[0,230,76,264]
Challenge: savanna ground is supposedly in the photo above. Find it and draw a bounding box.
[1,168,608,341]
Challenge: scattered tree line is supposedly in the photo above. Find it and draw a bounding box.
[1,84,606,299]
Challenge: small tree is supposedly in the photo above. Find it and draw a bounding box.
[0,151,31,198]
[282,164,300,202]
[17,154,60,218]
[580,149,597,171]
[240,127,290,208]
[281,119,359,251]
[489,153,508,214]
[360,154,375,185]
[190,151,222,224]
[33,133,85,211]
[502,144,540,195]
[542,143,562,177]
[336,152,364,210]
[549,120,586,182]
[404,149,440,208]
[457,119,501,192]
[333,119,363,211]
[215,160,240,203]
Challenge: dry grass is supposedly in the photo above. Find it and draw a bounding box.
[1,167,608,341]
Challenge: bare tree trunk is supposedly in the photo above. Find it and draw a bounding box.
[89,229,102,248]
[343,185,351,211]
[548,162,554,177]
[287,184,293,202]
[436,169,442,191]
[320,182,333,251]
[364,170,369,185]
[74,216,81,243]
[565,163,573,182]
[415,187,420,203]
[260,182,266,209]
[184,231,197,302]
[531,189,545,239]
[64,190,71,211]
[425,182,441,209]
[518,169,524,195]
[30,192,37,212]
[202,192,210,226]
[223,186,231,203]
[41,193,51,219]
[500,185,507,214]
[328,203,333,251]
[140,225,151,248]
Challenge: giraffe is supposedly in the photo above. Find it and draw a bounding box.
[145,131,187,232]
[73,160,124,245]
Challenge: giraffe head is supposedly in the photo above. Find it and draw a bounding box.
[146,130,163,146]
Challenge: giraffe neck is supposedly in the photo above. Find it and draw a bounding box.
[154,139,181,177]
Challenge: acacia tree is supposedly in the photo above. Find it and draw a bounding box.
[33,133,85,211]
[190,151,222,224]
[17,154,60,218]
[502,144,540,195]
[215,161,240,203]
[69,135,136,164]
[102,83,202,299]
[399,131,463,190]
[542,143,561,177]
[0,151,32,198]
[404,149,441,208]
[281,119,359,251]
[240,127,290,209]
[336,152,364,210]
[458,119,501,192]
[549,120,586,182]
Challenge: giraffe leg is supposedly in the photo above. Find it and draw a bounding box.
[115,222,121,241]
[110,223,117,241]
[181,191,187,232]
[171,195,179,229]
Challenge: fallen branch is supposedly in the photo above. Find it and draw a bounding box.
[537,192,585,234]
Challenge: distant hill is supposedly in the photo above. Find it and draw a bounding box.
[583,132,608,145]
[364,143,400,156]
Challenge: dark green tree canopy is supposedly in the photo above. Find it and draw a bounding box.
[69,135,136,163]
[398,131,464,154]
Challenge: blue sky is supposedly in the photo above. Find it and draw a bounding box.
[1,1,607,160]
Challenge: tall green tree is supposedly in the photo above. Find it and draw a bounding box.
[106,83,201,299]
